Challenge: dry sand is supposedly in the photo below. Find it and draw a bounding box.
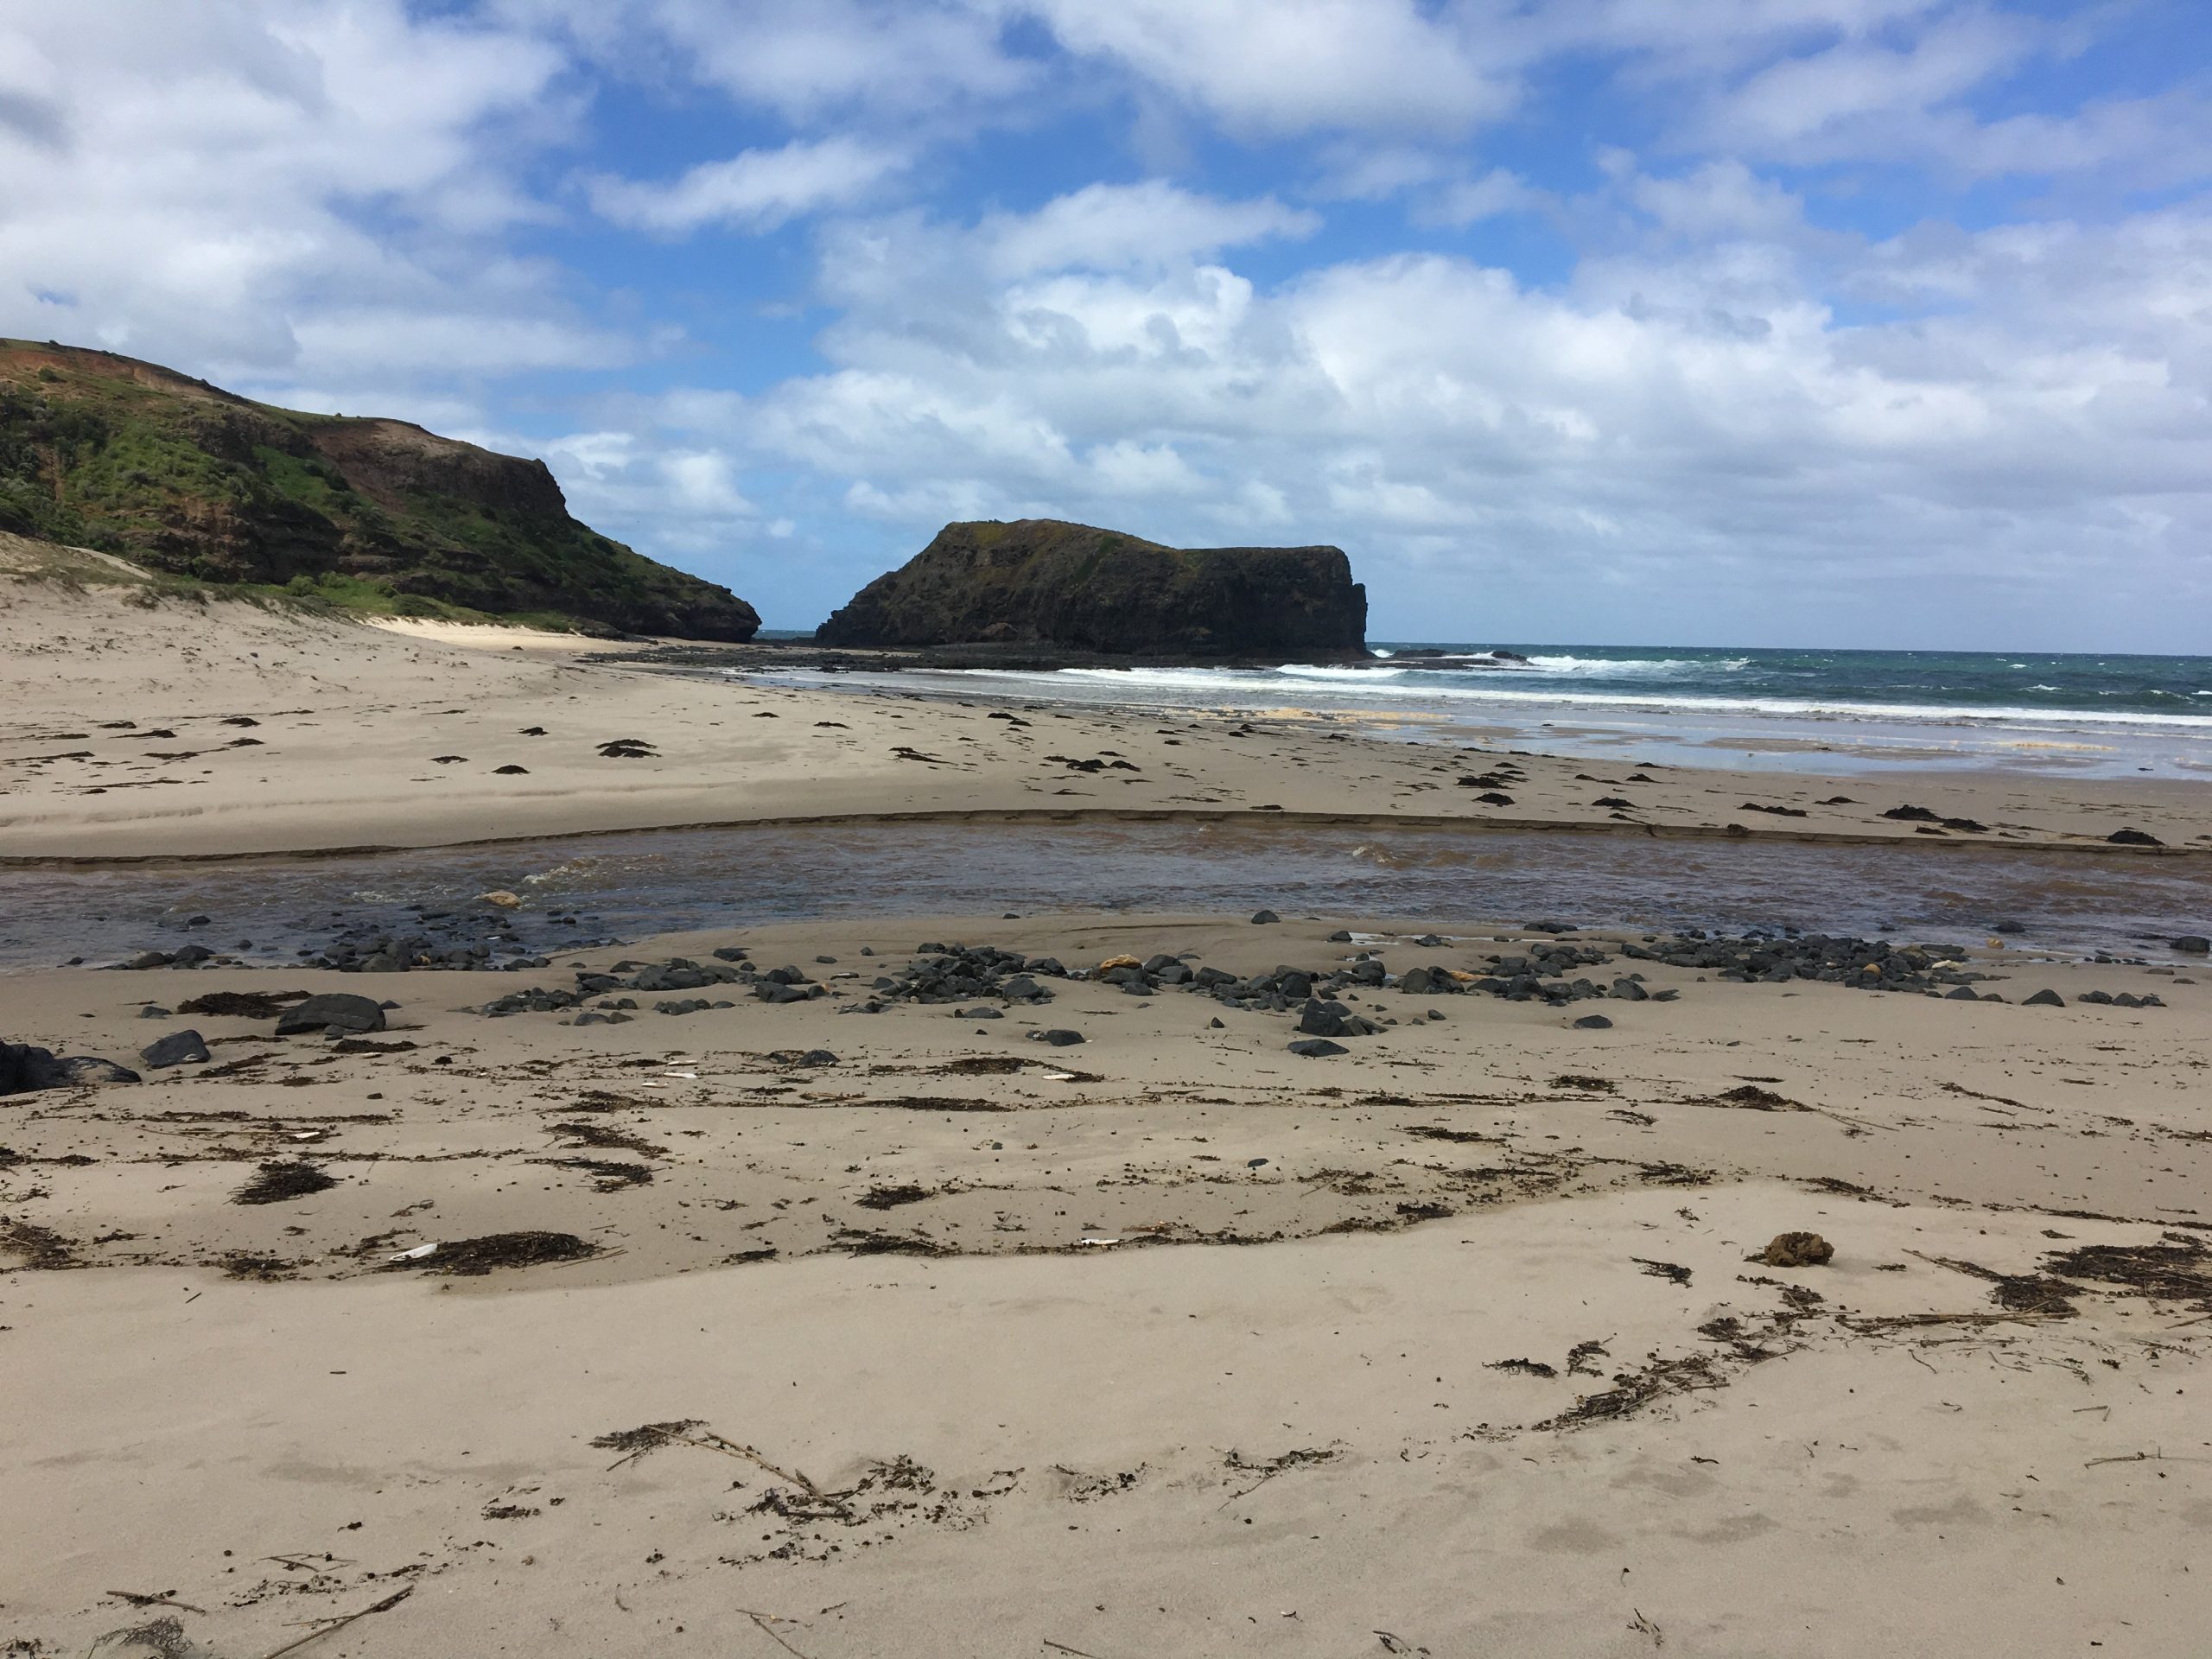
[6,543,2212,1656]
[3,544,2205,861]
[2,915,2209,1655]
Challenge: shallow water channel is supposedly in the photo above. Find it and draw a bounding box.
[2,820,2205,972]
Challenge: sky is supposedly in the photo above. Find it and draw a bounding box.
[3,2,2209,651]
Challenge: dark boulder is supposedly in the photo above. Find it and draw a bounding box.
[2,1041,140,1093]
[2174,936,2209,955]
[1298,999,1349,1038]
[815,519,1366,656]
[139,1029,212,1068]
[274,993,387,1036]
[1288,1039,1348,1058]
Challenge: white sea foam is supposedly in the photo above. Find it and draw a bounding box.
[1521,654,1747,677]
[946,664,2212,730]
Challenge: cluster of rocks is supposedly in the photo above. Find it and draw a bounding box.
[1,994,390,1096]
[476,947,842,1024]
[1617,931,1990,993]
[2020,988,2166,1010]
[840,943,1064,1017]
[109,901,623,976]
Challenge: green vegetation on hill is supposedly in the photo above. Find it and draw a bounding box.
[0,341,758,639]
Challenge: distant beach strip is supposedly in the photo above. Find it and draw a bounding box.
[751,644,2212,782]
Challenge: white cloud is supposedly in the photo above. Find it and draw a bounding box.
[1417,168,1545,228]
[1017,0,1512,136]
[0,1,602,384]
[981,181,1319,276]
[587,136,909,233]
[725,187,2212,645]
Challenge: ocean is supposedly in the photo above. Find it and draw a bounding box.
[780,644,2212,781]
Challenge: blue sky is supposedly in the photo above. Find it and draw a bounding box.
[3,1,2210,650]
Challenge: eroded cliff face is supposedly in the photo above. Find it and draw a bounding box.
[0,341,759,640]
[816,519,1368,657]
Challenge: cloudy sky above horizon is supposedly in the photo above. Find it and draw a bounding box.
[3,1,2209,650]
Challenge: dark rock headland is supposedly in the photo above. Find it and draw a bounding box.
[815,518,1367,657]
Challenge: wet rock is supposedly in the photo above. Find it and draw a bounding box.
[2174,936,2210,955]
[138,1029,211,1068]
[1250,909,1281,925]
[274,993,387,1036]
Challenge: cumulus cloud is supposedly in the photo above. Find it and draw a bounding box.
[1015,0,1515,136]
[981,181,1319,276]
[727,175,2212,645]
[587,137,909,233]
[0,1,597,386]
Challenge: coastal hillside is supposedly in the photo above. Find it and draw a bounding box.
[816,518,1367,655]
[0,340,759,639]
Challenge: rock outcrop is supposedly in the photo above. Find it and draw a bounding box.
[816,519,1366,656]
[0,340,759,639]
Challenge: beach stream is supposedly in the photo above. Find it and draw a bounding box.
[3,819,2203,971]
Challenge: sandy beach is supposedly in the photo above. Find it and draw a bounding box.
[6,556,2212,1657]
[3,547,2205,864]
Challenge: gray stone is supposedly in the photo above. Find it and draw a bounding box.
[3,1043,142,1092]
[2023,988,2065,1007]
[2174,936,2210,955]
[1287,1039,1348,1058]
[274,994,387,1036]
[1297,1000,1345,1037]
[1033,1028,1085,1046]
[1573,1014,1613,1029]
[1250,909,1281,925]
[138,1029,211,1068]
